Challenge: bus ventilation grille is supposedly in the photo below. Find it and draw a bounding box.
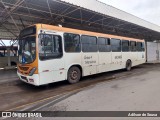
[19,66,29,71]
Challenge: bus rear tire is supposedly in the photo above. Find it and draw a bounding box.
[67,66,81,84]
[126,60,132,71]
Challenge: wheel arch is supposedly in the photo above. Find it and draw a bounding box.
[66,64,83,80]
[126,59,132,64]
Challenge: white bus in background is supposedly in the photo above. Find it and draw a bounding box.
[17,24,146,86]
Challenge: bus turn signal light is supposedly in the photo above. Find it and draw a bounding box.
[29,67,36,76]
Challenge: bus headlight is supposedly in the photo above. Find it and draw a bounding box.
[29,67,36,76]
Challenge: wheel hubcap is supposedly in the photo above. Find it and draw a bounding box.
[70,70,78,80]
[127,62,131,69]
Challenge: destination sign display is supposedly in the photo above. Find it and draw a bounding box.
[20,26,36,37]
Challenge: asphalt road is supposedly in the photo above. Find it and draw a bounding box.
[46,67,160,111]
[34,63,160,120]
[1,63,160,120]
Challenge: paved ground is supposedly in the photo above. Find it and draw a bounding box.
[33,63,160,120]
[0,69,18,84]
[45,69,160,111]
[1,64,160,120]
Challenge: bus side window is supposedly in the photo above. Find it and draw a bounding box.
[137,42,143,52]
[81,35,97,52]
[130,41,136,52]
[111,38,121,52]
[122,40,129,52]
[98,37,106,52]
[106,38,111,52]
[142,42,145,51]
[64,33,81,52]
[39,34,63,60]
[98,37,111,52]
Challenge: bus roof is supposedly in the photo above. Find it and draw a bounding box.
[36,24,144,42]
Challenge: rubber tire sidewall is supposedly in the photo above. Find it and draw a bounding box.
[126,60,132,71]
[67,66,81,84]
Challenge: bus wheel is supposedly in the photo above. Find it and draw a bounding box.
[126,60,132,71]
[67,66,81,84]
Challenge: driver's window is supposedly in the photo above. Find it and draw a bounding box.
[39,34,63,60]
[42,34,52,54]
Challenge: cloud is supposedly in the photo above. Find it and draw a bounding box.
[98,0,160,25]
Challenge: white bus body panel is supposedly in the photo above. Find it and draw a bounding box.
[129,52,138,66]
[64,53,82,78]
[98,52,111,73]
[137,52,145,64]
[110,52,123,71]
[82,53,98,76]
[38,31,65,85]
[38,58,65,85]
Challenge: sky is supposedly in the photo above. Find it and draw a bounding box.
[98,0,160,26]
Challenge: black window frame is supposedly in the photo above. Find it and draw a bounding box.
[64,33,81,53]
[106,38,111,45]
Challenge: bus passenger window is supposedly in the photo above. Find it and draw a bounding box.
[64,33,81,52]
[122,40,129,52]
[98,37,106,52]
[98,37,111,52]
[130,41,137,52]
[81,35,97,52]
[106,38,111,52]
[39,34,63,60]
[137,42,144,52]
[111,38,121,52]
[142,42,145,51]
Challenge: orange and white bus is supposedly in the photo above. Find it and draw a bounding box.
[17,24,145,86]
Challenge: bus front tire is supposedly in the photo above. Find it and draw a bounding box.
[126,60,132,71]
[67,66,81,84]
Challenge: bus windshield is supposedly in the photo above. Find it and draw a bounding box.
[19,36,36,64]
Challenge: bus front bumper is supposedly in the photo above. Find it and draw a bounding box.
[17,71,40,86]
